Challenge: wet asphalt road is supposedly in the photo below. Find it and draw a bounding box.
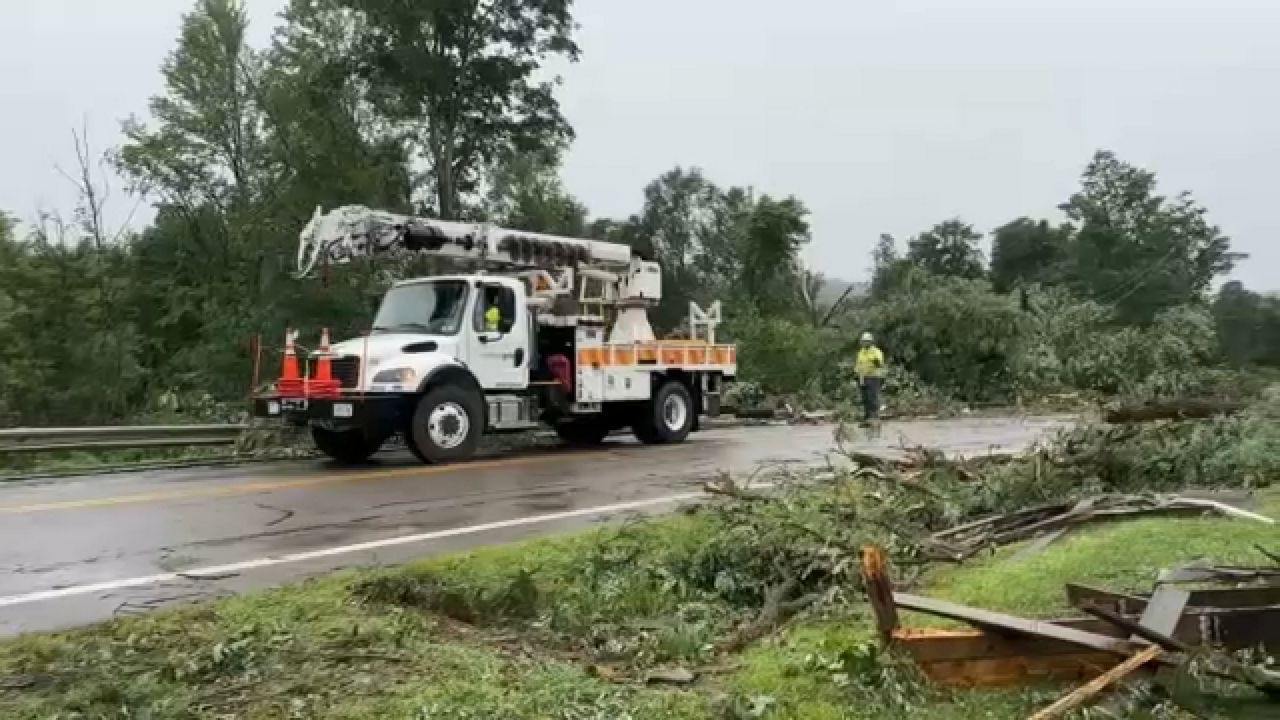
[0,416,1072,636]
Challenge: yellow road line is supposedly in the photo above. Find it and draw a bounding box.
[0,450,614,515]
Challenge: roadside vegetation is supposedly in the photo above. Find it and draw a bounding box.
[4,395,1277,719]
[2,1,1279,712]
[1,0,1279,440]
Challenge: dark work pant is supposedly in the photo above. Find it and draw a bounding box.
[859,377,882,420]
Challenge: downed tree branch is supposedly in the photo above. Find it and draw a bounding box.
[715,577,821,654]
[1104,399,1247,424]
[927,494,1274,558]
[702,473,772,502]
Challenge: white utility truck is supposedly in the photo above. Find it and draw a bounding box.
[253,205,737,464]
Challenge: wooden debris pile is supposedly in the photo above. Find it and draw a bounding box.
[924,493,1275,562]
[860,546,1280,719]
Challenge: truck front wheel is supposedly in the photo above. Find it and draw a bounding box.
[311,426,383,464]
[633,380,694,445]
[408,385,482,463]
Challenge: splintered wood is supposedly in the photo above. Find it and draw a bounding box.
[860,545,898,641]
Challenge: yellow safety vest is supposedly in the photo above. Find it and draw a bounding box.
[484,305,501,332]
[855,346,885,379]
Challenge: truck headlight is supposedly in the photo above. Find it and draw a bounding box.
[372,367,417,384]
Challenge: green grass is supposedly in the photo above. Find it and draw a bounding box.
[926,490,1280,618]
[1,490,1276,719]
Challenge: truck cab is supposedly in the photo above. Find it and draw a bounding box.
[350,275,531,395]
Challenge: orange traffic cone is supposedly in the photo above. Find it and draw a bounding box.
[277,328,304,397]
[310,328,340,399]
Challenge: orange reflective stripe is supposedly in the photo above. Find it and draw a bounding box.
[661,346,686,365]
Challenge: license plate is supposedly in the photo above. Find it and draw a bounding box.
[282,399,308,412]
[332,403,354,418]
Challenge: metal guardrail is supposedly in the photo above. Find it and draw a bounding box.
[0,424,247,454]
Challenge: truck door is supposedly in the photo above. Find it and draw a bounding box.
[468,281,529,390]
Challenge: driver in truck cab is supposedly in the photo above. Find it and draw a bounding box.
[481,284,505,333]
[484,302,501,332]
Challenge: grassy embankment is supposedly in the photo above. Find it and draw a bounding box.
[3,408,1279,719]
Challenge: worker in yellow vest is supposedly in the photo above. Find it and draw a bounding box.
[484,303,502,332]
[855,332,886,423]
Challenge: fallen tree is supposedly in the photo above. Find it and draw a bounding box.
[1104,398,1248,424]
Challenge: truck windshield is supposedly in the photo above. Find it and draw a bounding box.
[372,280,469,335]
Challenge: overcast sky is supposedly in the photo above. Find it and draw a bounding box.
[4,0,1278,288]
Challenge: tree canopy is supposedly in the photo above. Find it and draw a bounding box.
[0,0,1274,429]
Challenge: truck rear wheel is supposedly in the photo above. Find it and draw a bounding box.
[311,426,383,464]
[633,380,694,445]
[408,384,482,463]
[555,419,610,446]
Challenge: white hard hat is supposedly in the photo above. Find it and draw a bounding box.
[860,332,874,342]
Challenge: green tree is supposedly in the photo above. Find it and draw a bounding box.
[341,0,579,220]
[870,233,917,300]
[989,217,1070,293]
[736,194,810,318]
[630,167,723,330]
[118,0,269,209]
[267,0,414,216]
[907,219,986,280]
[116,0,278,401]
[483,145,587,236]
[867,274,1026,402]
[629,168,810,329]
[1060,150,1242,324]
[1213,281,1280,367]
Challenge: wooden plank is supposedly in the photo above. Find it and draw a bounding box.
[1186,585,1280,609]
[892,628,1100,662]
[1136,586,1190,637]
[1085,603,1280,697]
[1214,606,1280,653]
[1026,645,1164,720]
[892,592,1136,655]
[917,652,1118,688]
[1065,583,1148,615]
[1081,604,1191,652]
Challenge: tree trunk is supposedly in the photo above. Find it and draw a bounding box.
[1103,399,1248,424]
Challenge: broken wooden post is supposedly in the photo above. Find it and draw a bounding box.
[860,545,898,641]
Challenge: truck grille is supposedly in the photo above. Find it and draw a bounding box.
[307,355,361,388]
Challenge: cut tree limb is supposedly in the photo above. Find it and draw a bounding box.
[715,577,820,654]
[1026,645,1163,720]
[1103,399,1247,424]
